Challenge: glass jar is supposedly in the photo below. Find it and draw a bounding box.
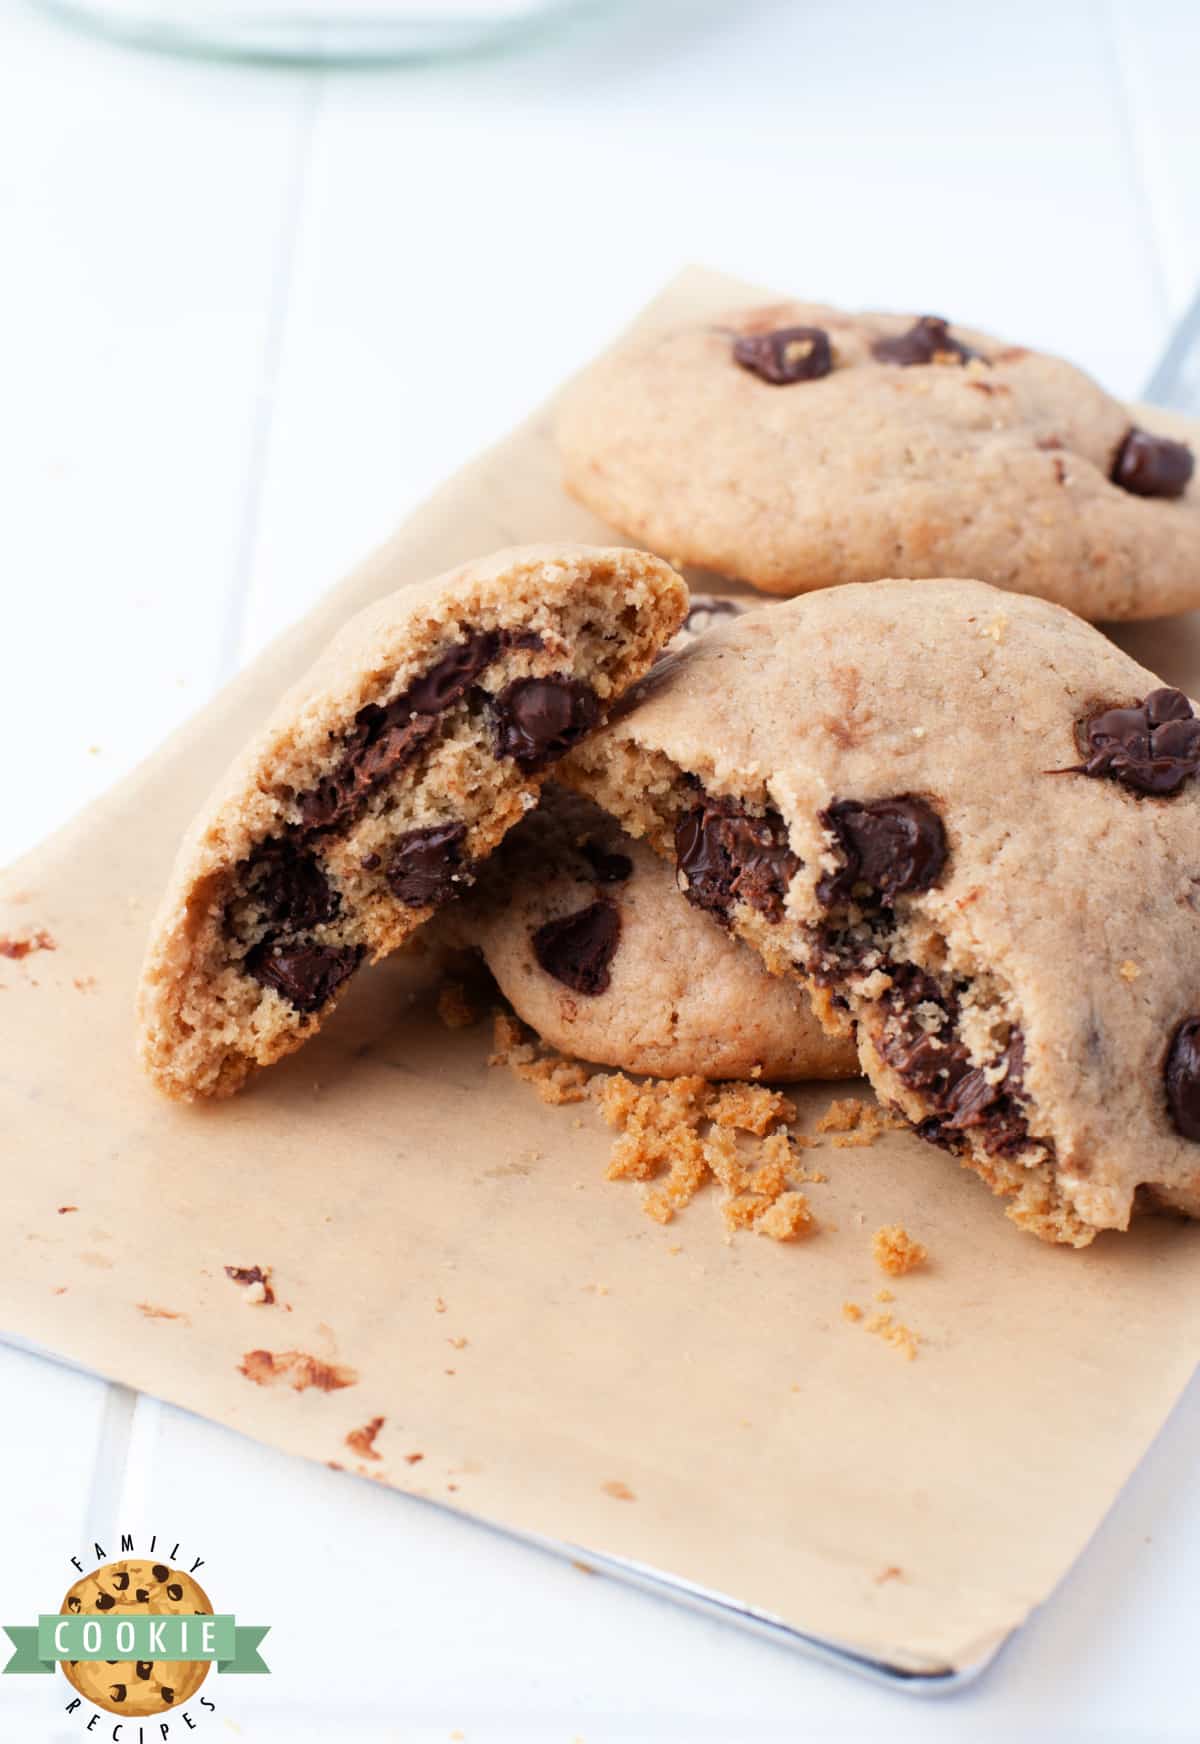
[34,0,593,63]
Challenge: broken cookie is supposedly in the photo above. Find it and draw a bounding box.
[562,578,1200,1245]
[138,545,686,1099]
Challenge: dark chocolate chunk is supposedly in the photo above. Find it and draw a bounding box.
[135,1662,153,1681]
[109,1685,127,1704]
[874,965,1032,1157]
[818,796,948,906]
[360,852,382,871]
[733,325,833,385]
[151,1563,169,1582]
[245,938,363,1013]
[682,596,743,636]
[295,628,507,836]
[134,1589,148,1603]
[66,1595,81,1613]
[492,677,601,771]
[95,1593,115,1611]
[166,1582,184,1600]
[111,1572,130,1592]
[532,899,621,996]
[674,794,800,925]
[580,838,633,884]
[161,1687,176,1705]
[1111,427,1194,499]
[387,822,468,907]
[872,315,979,367]
[1075,688,1200,796]
[1166,1018,1200,1139]
[404,629,500,715]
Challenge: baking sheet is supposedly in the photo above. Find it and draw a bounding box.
[3,266,1200,1683]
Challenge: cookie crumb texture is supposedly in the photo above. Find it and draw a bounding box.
[563,577,1200,1245]
[873,1224,928,1276]
[137,546,685,1099]
[60,1561,212,1718]
[558,300,1199,620]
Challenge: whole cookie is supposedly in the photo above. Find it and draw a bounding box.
[137,544,685,1100]
[558,299,1199,620]
[564,577,1200,1245]
[440,785,856,1081]
[60,1561,212,1717]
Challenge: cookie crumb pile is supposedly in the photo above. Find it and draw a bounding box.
[872,1225,928,1277]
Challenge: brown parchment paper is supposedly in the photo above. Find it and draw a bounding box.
[4,268,1200,1678]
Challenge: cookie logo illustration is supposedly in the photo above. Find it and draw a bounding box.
[59,1560,213,1718]
[2,1535,269,1731]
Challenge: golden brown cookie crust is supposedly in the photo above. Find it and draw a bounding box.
[558,301,1199,620]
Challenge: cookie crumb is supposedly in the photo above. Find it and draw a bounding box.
[875,1287,895,1303]
[72,975,96,992]
[842,1301,863,1322]
[863,1311,921,1360]
[448,1336,469,1349]
[818,1096,900,1148]
[437,980,479,1030]
[0,928,56,960]
[225,1263,275,1305]
[136,1302,188,1322]
[874,1565,903,1584]
[57,1205,77,1215]
[345,1416,385,1461]
[754,1190,815,1241]
[404,1452,425,1465]
[238,1349,358,1392]
[710,1083,795,1135]
[1119,959,1141,982]
[489,1012,592,1104]
[873,1225,928,1276]
[434,1296,447,1313]
[602,1480,635,1501]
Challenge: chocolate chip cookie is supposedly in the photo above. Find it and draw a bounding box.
[60,1561,212,1718]
[558,299,1198,620]
[563,578,1200,1245]
[138,545,686,1099]
[439,786,856,1081]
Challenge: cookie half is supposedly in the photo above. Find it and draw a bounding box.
[138,545,686,1099]
[439,786,857,1082]
[563,579,1200,1245]
[558,300,1198,620]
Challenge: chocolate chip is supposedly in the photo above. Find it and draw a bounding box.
[1111,427,1194,499]
[110,1684,127,1704]
[872,315,979,367]
[818,796,947,906]
[245,939,363,1013]
[404,629,501,715]
[151,1563,169,1581]
[134,1589,149,1603]
[674,794,800,924]
[492,677,601,771]
[1166,1019,1200,1139]
[360,853,381,870]
[532,900,621,995]
[161,1687,176,1705]
[112,1572,130,1591]
[298,712,439,833]
[682,596,743,636]
[135,1662,153,1680]
[166,1583,184,1600]
[242,843,339,930]
[67,1595,81,1613]
[1074,689,1200,796]
[733,325,833,385]
[95,1593,115,1610]
[386,822,469,907]
[580,838,633,883]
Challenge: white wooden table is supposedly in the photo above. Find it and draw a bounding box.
[3,2,1200,1736]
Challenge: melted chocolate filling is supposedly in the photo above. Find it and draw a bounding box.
[674,792,799,925]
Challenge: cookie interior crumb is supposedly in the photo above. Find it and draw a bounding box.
[437,980,481,1030]
[872,1224,928,1276]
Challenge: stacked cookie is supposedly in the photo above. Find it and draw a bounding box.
[139,296,1200,1248]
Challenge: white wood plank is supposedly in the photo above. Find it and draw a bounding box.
[237,0,1171,661]
[1107,0,1200,325]
[0,2,315,864]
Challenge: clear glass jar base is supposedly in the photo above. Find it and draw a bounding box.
[33,0,589,64]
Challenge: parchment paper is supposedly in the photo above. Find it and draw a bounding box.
[4,267,1200,1677]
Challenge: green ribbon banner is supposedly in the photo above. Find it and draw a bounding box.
[3,1617,269,1675]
